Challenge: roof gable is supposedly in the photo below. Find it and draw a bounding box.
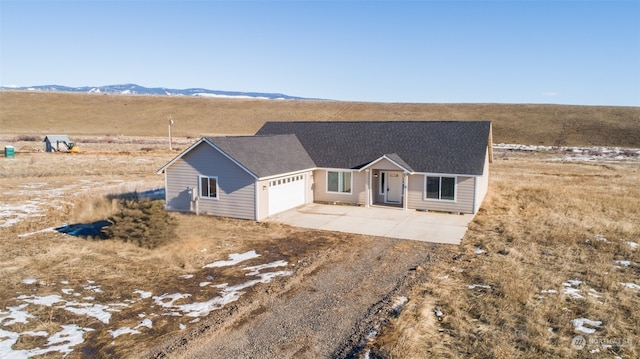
[256,121,491,175]
[359,153,414,173]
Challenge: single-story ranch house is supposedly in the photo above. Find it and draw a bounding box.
[157,121,493,221]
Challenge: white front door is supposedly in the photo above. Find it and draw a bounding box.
[385,172,403,203]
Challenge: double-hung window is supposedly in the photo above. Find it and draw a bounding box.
[327,171,352,194]
[426,176,455,201]
[200,176,218,199]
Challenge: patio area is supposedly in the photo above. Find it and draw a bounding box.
[267,203,474,244]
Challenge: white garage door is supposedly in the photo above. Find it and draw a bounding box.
[268,174,306,215]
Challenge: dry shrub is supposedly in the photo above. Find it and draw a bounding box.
[14,134,41,141]
[104,198,175,249]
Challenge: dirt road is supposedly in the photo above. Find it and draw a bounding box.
[149,235,442,359]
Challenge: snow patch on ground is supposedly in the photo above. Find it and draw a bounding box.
[136,318,153,329]
[18,294,65,307]
[563,279,582,286]
[562,280,584,299]
[0,251,293,357]
[571,318,602,334]
[203,250,261,268]
[0,202,43,228]
[620,282,640,290]
[614,260,632,267]
[243,260,288,276]
[156,267,292,318]
[563,287,583,299]
[61,301,113,324]
[0,325,94,358]
[0,304,35,326]
[108,327,141,338]
[133,290,152,299]
[494,143,640,163]
[594,235,607,242]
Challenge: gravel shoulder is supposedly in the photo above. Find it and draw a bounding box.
[151,235,444,359]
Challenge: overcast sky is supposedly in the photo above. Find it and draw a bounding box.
[1,0,639,106]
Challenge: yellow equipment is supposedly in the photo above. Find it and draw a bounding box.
[64,141,80,153]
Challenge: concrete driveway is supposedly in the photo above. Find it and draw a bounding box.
[267,203,473,244]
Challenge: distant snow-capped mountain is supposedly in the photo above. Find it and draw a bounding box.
[0,83,313,100]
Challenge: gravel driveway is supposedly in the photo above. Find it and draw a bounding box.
[150,235,443,359]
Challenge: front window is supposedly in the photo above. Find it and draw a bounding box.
[327,171,352,193]
[200,176,218,199]
[426,176,455,200]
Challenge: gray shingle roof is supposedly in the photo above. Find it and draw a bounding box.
[43,135,70,143]
[256,121,491,175]
[207,134,316,178]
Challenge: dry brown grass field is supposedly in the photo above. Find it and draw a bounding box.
[1,91,639,147]
[0,93,638,358]
[0,141,353,357]
[370,155,639,358]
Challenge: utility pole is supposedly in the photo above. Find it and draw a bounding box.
[168,115,174,150]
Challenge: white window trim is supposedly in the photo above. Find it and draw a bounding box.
[424,175,457,202]
[326,170,353,195]
[199,175,219,200]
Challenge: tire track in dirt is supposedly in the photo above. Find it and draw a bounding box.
[154,235,440,359]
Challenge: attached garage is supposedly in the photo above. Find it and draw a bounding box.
[268,174,307,216]
[157,135,316,221]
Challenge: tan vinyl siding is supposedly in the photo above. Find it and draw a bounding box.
[371,158,405,171]
[474,149,490,213]
[165,143,256,220]
[407,175,475,214]
[313,169,367,205]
